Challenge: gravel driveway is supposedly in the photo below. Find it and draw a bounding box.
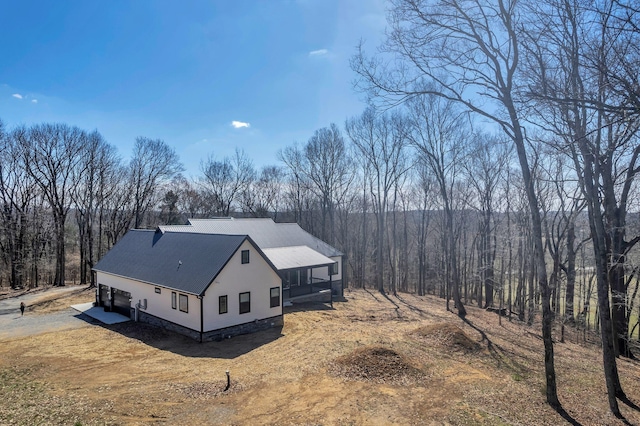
[0,286,98,340]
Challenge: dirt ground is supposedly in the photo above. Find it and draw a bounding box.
[1,287,639,425]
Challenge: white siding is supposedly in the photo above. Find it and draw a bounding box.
[95,271,201,331]
[310,256,342,282]
[95,239,282,334]
[202,240,282,332]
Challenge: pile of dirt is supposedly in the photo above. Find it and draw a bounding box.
[412,323,481,353]
[329,345,424,385]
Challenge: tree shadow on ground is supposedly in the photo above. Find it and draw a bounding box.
[380,293,403,319]
[555,407,584,426]
[461,316,587,426]
[98,321,284,359]
[363,287,383,302]
[619,393,640,412]
[395,293,436,318]
[460,316,534,380]
[361,288,404,319]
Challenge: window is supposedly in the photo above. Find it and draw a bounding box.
[171,292,177,309]
[155,287,161,294]
[239,292,251,314]
[219,295,228,314]
[179,294,188,313]
[241,250,250,264]
[270,287,280,308]
[329,262,339,276]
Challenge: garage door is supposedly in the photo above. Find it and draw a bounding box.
[98,284,109,307]
[111,288,131,318]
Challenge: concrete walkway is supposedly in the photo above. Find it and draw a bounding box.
[71,302,131,325]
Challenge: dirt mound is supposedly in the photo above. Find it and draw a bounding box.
[412,323,481,353]
[330,346,424,385]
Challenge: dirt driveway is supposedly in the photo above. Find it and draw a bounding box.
[0,285,96,340]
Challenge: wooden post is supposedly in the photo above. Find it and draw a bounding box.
[224,370,230,391]
[329,268,333,309]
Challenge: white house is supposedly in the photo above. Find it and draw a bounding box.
[93,229,283,341]
[159,218,345,301]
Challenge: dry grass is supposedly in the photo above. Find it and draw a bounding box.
[29,286,95,313]
[0,287,639,425]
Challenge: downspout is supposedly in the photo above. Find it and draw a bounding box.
[135,299,147,322]
[329,268,333,309]
[341,254,346,296]
[199,295,204,343]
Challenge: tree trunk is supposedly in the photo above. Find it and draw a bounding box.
[565,220,577,322]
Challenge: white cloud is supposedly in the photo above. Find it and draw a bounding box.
[12,93,23,99]
[231,120,250,129]
[31,99,38,104]
[309,49,328,56]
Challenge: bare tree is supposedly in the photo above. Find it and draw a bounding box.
[278,143,313,227]
[463,134,510,308]
[0,123,39,288]
[303,123,352,245]
[242,165,285,218]
[346,107,411,294]
[406,93,468,316]
[17,124,88,286]
[522,0,640,413]
[352,0,559,407]
[71,131,120,284]
[173,177,207,219]
[412,163,436,296]
[200,148,255,217]
[130,137,183,228]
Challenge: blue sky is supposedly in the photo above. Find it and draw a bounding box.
[0,0,386,176]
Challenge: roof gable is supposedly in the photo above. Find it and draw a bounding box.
[93,230,252,295]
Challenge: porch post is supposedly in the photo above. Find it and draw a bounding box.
[329,269,333,308]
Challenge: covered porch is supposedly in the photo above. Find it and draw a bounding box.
[262,246,338,300]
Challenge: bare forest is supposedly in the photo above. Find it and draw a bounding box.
[1,0,640,419]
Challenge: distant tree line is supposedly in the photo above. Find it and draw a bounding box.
[1,0,639,417]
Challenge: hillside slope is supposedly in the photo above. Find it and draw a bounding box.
[0,288,639,425]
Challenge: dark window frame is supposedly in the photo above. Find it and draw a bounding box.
[239,292,251,314]
[241,249,250,264]
[219,295,228,314]
[171,292,177,309]
[329,262,339,276]
[179,294,188,313]
[155,287,161,294]
[270,287,280,308]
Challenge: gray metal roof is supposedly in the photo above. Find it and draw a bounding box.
[262,246,335,271]
[93,230,250,295]
[160,218,343,257]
